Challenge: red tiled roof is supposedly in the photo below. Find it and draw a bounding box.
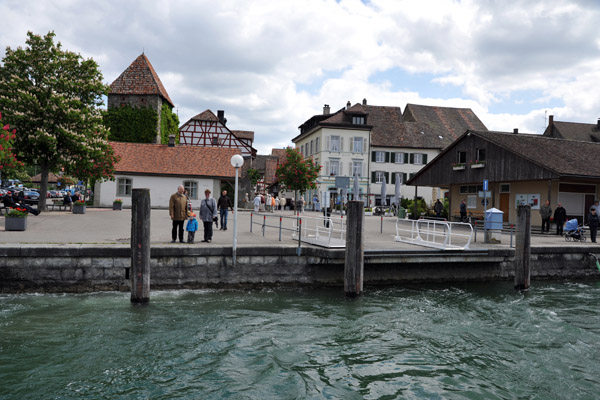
[232,130,255,141]
[190,110,219,122]
[109,54,175,107]
[110,142,238,178]
[403,103,487,141]
[544,120,600,142]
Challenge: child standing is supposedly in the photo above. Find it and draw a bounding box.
[186,213,198,243]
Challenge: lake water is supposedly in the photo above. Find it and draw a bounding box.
[1,281,599,399]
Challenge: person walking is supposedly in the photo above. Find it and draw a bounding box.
[270,195,276,212]
[434,199,443,218]
[554,202,567,236]
[217,190,234,231]
[460,199,467,222]
[588,207,599,243]
[169,185,188,243]
[185,213,198,243]
[539,200,552,233]
[280,196,286,211]
[253,193,261,212]
[298,196,304,214]
[200,189,218,243]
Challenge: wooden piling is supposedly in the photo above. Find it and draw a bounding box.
[344,201,364,297]
[515,204,531,290]
[131,188,151,303]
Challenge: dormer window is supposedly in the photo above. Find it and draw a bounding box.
[352,116,365,125]
[212,137,219,145]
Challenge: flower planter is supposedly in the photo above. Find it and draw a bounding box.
[471,163,485,169]
[73,205,86,214]
[113,202,123,210]
[453,165,466,171]
[5,217,27,231]
[364,211,373,216]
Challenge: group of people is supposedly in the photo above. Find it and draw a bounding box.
[169,185,234,244]
[2,190,40,215]
[250,193,304,213]
[540,200,599,242]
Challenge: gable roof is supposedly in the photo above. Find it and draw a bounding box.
[543,119,600,142]
[403,103,487,142]
[109,54,175,107]
[189,109,220,122]
[231,130,255,141]
[110,142,237,178]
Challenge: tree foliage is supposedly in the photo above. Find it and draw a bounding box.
[0,31,116,210]
[160,103,179,144]
[104,105,158,143]
[0,111,24,175]
[274,147,320,194]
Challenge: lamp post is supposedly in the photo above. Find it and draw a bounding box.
[231,154,244,266]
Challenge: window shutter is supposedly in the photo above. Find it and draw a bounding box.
[363,138,367,154]
[371,171,376,183]
[391,152,395,163]
[385,172,389,182]
[422,154,428,164]
[402,173,407,183]
[325,161,330,176]
[392,172,396,184]
[326,136,330,151]
[409,153,414,164]
[340,137,344,152]
[372,151,376,162]
[363,163,366,177]
[385,152,390,163]
[404,153,409,164]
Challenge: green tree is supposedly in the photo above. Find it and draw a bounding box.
[0,31,116,211]
[0,111,25,178]
[274,147,320,207]
[247,168,261,196]
[160,103,180,144]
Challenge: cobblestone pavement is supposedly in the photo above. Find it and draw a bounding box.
[1,207,597,250]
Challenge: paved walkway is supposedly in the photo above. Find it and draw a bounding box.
[0,207,597,250]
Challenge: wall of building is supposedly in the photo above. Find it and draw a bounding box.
[107,94,163,140]
[1,245,598,293]
[94,175,220,209]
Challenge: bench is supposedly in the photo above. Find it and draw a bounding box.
[452,210,484,222]
[50,199,71,211]
[0,205,8,215]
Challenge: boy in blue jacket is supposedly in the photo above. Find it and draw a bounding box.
[185,213,199,243]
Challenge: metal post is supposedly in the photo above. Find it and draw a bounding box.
[262,215,266,236]
[297,217,302,256]
[232,166,240,266]
[131,188,150,304]
[250,212,253,233]
[279,216,282,241]
[380,215,383,233]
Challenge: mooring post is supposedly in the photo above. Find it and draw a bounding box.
[131,188,151,303]
[345,201,364,297]
[515,205,531,290]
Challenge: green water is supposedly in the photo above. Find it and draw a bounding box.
[1,282,599,400]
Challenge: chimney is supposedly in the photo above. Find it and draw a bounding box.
[217,110,227,125]
[513,128,518,134]
[346,100,351,110]
[597,118,600,129]
[323,104,330,115]
[362,98,367,105]
[168,134,175,147]
[549,115,554,127]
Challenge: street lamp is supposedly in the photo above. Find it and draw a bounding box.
[231,154,244,266]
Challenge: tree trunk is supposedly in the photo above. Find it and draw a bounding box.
[39,164,49,212]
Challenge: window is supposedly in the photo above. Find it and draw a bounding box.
[117,178,132,196]
[413,153,424,165]
[329,160,339,176]
[476,148,486,162]
[375,151,385,162]
[460,185,484,194]
[353,137,363,153]
[352,116,365,125]
[500,184,510,193]
[330,136,340,152]
[310,140,314,155]
[212,136,219,145]
[395,152,406,164]
[184,181,198,200]
[352,160,363,177]
[375,171,385,183]
[315,138,319,152]
[457,151,467,164]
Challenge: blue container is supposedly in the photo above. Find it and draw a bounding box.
[484,208,504,230]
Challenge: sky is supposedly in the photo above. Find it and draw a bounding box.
[1,0,599,155]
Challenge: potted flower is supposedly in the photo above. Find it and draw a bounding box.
[470,159,486,168]
[364,207,373,216]
[452,162,466,170]
[73,200,86,214]
[113,198,123,210]
[4,208,28,231]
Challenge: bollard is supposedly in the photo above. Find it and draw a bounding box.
[262,215,266,236]
[297,218,302,256]
[380,215,383,234]
[131,188,151,303]
[345,201,364,297]
[515,205,531,290]
[279,217,282,241]
[250,212,253,233]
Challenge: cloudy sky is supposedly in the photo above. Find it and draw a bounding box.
[1,0,599,154]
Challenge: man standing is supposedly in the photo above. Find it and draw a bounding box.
[169,185,188,243]
[539,200,552,233]
[217,190,233,231]
[554,202,567,236]
[460,199,467,222]
[200,189,218,243]
[434,199,443,218]
[588,207,599,243]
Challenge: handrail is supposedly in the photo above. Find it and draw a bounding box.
[395,218,473,250]
[292,214,346,248]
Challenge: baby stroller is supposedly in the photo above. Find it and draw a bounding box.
[564,219,586,242]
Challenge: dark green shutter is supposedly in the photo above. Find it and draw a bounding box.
[390,152,395,163]
[391,172,396,184]
[384,172,389,182]
[404,153,409,163]
[385,152,390,162]
[371,171,376,183]
[422,154,428,164]
[402,173,407,183]
[371,151,376,162]
[409,153,414,164]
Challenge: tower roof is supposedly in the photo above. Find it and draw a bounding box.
[109,54,174,107]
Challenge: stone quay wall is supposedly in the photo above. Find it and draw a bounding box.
[0,245,599,293]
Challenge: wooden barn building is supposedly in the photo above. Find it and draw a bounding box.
[408,130,600,226]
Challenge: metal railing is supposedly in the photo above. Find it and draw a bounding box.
[292,214,346,248]
[395,218,473,250]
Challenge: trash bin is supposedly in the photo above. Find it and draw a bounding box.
[484,207,504,243]
[397,206,406,219]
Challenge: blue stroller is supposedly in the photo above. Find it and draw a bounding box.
[564,219,586,242]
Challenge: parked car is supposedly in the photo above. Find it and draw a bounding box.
[21,190,40,205]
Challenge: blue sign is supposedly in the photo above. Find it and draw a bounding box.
[483,179,488,192]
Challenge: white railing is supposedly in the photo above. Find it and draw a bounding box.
[292,215,346,248]
[395,218,473,250]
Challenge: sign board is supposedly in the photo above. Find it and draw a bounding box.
[478,191,492,198]
[481,198,489,206]
[483,179,488,192]
[335,176,350,188]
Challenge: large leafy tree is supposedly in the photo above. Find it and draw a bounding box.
[0,111,25,176]
[0,31,115,211]
[275,147,320,206]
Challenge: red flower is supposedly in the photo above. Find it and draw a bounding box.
[2,124,9,131]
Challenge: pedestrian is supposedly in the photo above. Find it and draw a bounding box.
[275,196,280,211]
[434,199,443,218]
[554,202,567,235]
[260,194,265,211]
[253,193,261,212]
[588,207,599,243]
[539,200,552,233]
[298,196,304,214]
[590,200,599,214]
[63,191,73,211]
[169,185,188,243]
[280,196,286,211]
[244,193,249,209]
[460,199,467,222]
[217,190,233,231]
[270,195,276,212]
[185,213,198,243]
[200,189,218,243]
